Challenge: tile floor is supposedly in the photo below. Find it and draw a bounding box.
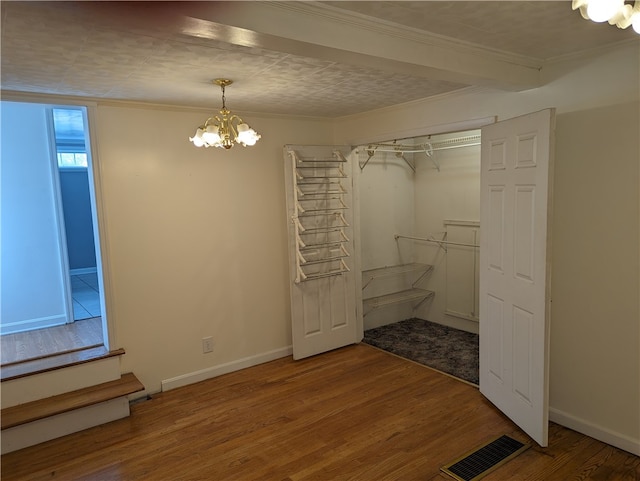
[71,272,101,320]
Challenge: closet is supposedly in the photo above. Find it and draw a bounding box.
[283,130,481,360]
[357,130,481,334]
[285,111,555,448]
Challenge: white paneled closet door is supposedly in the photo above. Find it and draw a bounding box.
[479,109,555,447]
[284,145,362,360]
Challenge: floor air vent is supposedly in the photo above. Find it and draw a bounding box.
[440,434,530,481]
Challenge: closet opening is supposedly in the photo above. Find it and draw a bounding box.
[357,129,481,385]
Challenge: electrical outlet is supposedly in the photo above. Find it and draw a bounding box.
[202,336,214,354]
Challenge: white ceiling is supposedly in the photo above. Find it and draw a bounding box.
[1,1,638,118]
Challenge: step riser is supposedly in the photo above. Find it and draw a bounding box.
[1,397,130,454]
[1,357,121,408]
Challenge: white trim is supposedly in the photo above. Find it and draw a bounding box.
[275,1,543,68]
[0,90,329,121]
[550,407,640,456]
[2,356,121,408]
[0,314,67,335]
[161,346,293,392]
[70,267,97,276]
[84,103,114,351]
[46,107,75,329]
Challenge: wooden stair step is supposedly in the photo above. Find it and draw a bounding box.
[1,372,144,430]
[1,347,125,382]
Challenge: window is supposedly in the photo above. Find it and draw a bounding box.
[52,108,87,168]
[57,152,87,168]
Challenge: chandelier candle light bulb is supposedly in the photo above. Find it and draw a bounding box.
[587,0,623,22]
[189,79,261,150]
[572,0,640,32]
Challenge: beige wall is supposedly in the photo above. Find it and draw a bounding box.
[334,44,639,453]
[94,105,334,393]
[551,101,639,448]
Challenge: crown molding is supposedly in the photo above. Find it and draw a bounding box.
[269,1,544,69]
[0,90,333,122]
[194,1,541,91]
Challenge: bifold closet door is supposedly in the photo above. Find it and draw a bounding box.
[284,145,361,360]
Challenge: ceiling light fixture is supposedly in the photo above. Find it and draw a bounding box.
[573,0,640,33]
[189,79,261,150]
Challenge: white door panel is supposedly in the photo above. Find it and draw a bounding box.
[284,145,360,360]
[480,109,555,447]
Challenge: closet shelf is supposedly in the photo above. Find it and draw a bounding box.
[363,288,435,311]
[362,263,432,288]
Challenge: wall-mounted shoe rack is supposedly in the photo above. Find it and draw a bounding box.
[287,148,352,284]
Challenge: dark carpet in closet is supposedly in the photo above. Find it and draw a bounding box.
[363,318,479,385]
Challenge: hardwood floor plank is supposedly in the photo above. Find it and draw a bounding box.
[1,347,124,381]
[1,344,637,481]
[1,317,103,365]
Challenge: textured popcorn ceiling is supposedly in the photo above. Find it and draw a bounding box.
[1,1,637,118]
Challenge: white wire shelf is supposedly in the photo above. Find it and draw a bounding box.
[363,288,435,311]
[362,263,433,290]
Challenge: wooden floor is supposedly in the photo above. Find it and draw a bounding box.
[2,344,638,481]
[1,317,103,365]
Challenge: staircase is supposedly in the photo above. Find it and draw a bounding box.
[1,346,143,454]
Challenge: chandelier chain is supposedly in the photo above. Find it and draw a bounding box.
[221,84,227,110]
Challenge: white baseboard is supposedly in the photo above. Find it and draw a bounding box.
[550,407,640,456]
[0,314,67,335]
[161,346,293,392]
[70,267,97,275]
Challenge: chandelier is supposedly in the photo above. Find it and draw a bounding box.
[572,0,640,33]
[189,79,261,150]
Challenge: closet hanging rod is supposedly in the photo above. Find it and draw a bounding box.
[367,145,430,154]
[394,234,479,248]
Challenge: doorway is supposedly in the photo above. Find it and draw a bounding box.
[356,129,481,384]
[0,101,106,365]
[53,107,102,322]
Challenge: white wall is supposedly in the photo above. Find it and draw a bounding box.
[1,101,69,333]
[357,132,482,332]
[335,44,640,454]
[412,131,481,333]
[551,101,639,454]
[356,148,416,328]
[93,104,335,393]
